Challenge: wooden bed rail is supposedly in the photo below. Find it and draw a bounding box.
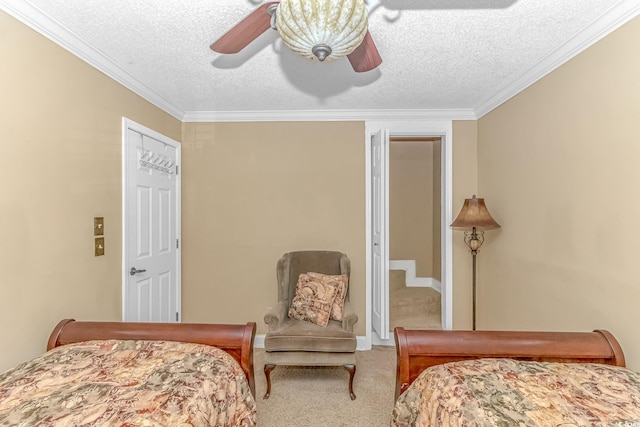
[47,319,257,397]
[394,328,625,400]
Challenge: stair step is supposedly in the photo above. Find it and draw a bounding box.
[390,287,441,317]
[388,269,442,331]
[389,270,407,291]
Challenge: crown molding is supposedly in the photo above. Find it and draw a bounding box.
[474,0,640,118]
[182,108,477,122]
[1,0,185,121]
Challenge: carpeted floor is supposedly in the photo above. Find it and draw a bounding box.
[254,346,397,426]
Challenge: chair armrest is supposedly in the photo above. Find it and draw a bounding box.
[341,301,358,332]
[264,301,288,331]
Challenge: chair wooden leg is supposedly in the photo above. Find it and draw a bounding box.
[263,364,276,399]
[344,364,356,400]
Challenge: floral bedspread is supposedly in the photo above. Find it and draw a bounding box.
[392,358,640,427]
[0,340,256,426]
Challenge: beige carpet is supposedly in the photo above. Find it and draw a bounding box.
[254,346,397,426]
[389,270,441,331]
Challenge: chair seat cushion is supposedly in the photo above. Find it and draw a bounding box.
[265,318,356,353]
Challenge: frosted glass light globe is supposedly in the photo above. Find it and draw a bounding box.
[275,0,368,62]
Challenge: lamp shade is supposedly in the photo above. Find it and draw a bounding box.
[275,0,368,62]
[451,195,501,230]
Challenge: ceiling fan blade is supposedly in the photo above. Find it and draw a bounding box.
[210,2,278,54]
[347,31,382,73]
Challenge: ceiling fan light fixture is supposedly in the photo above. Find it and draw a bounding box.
[275,0,368,62]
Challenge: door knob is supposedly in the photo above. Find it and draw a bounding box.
[130,267,147,276]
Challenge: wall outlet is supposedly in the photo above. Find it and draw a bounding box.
[94,217,104,236]
[95,237,105,256]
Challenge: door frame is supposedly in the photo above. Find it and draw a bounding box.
[364,120,453,347]
[121,117,182,322]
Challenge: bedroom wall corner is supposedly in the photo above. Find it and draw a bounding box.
[477,16,640,369]
[0,10,181,373]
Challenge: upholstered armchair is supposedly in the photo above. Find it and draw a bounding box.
[263,251,358,400]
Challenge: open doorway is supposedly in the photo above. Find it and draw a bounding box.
[388,137,442,332]
[365,120,452,346]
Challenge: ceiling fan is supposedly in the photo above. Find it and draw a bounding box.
[210,0,382,73]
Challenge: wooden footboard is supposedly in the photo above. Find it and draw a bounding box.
[394,327,625,400]
[47,319,257,397]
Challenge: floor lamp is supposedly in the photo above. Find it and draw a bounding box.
[451,195,500,330]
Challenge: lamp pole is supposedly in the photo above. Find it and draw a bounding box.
[451,195,500,332]
[472,239,477,331]
[466,226,481,331]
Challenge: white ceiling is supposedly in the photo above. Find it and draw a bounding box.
[2,0,639,121]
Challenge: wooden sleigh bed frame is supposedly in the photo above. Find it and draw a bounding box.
[47,319,257,397]
[394,327,625,400]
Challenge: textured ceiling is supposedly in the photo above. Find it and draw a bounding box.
[2,0,638,120]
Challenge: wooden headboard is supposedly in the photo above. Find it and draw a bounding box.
[394,327,625,400]
[47,319,257,397]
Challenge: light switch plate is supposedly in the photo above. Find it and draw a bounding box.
[94,217,104,236]
[95,237,104,256]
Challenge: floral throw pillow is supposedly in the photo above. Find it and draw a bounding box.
[306,272,349,321]
[288,274,338,327]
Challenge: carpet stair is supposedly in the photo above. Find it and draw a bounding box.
[389,269,441,331]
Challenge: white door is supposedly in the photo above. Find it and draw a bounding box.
[123,119,181,322]
[371,129,389,339]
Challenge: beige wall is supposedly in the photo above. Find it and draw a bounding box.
[432,141,442,281]
[180,122,366,336]
[389,140,435,277]
[451,121,479,329]
[0,11,181,372]
[477,16,640,369]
